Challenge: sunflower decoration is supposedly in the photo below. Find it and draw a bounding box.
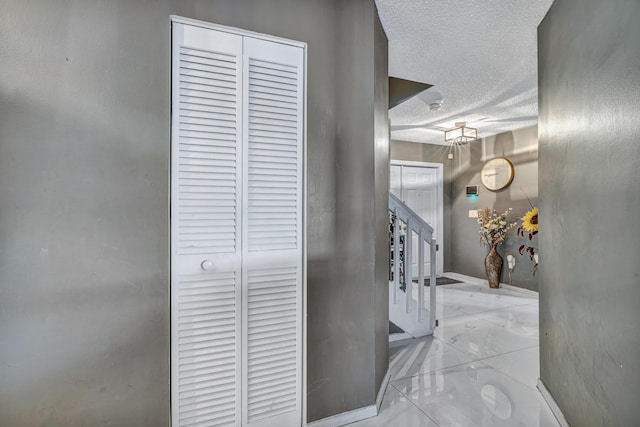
[521,207,538,232]
[517,205,539,275]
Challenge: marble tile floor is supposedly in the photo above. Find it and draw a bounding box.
[348,275,559,427]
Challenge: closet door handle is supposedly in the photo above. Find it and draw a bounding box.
[201,260,214,271]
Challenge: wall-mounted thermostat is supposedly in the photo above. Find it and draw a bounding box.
[466,185,479,197]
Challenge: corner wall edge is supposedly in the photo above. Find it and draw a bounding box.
[306,367,390,427]
[537,378,570,427]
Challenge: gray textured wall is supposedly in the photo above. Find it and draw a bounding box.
[0,1,172,425]
[310,1,389,420]
[538,0,640,425]
[450,127,539,291]
[0,0,389,425]
[373,8,390,395]
[392,127,539,291]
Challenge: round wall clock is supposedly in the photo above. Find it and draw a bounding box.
[481,157,515,191]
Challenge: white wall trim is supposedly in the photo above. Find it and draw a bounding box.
[442,272,484,284]
[376,368,391,411]
[306,405,377,427]
[301,38,309,427]
[389,332,413,343]
[501,283,539,297]
[305,368,390,427]
[443,272,539,296]
[537,378,570,427]
[390,160,445,275]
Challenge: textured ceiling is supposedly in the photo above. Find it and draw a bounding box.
[375,0,554,145]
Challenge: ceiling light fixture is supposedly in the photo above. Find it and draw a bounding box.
[444,122,477,145]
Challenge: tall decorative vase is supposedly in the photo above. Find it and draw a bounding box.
[485,243,503,289]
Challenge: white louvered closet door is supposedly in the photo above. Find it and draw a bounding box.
[241,38,304,427]
[172,21,304,427]
[172,23,243,427]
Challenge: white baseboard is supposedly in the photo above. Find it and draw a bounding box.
[501,283,538,296]
[389,332,412,343]
[376,368,391,410]
[443,272,539,296]
[306,405,377,427]
[537,378,570,427]
[442,272,483,284]
[306,368,390,427]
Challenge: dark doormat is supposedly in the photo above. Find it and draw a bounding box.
[412,276,463,286]
[389,321,404,334]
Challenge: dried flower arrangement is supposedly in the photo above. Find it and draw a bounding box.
[477,208,517,246]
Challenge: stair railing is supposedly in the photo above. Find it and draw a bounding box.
[389,193,437,330]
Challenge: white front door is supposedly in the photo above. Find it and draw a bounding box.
[390,165,402,198]
[171,20,304,427]
[402,166,437,278]
[390,163,442,276]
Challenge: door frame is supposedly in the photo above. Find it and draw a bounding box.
[390,160,444,275]
[169,15,308,426]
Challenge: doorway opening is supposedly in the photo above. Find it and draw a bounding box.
[390,160,444,275]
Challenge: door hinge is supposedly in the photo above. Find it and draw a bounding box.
[435,319,439,327]
[436,244,439,251]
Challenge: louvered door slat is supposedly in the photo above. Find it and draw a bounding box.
[181,117,236,128]
[245,269,298,424]
[172,23,242,427]
[178,35,241,254]
[241,36,303,427]
[180,138,236,147]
